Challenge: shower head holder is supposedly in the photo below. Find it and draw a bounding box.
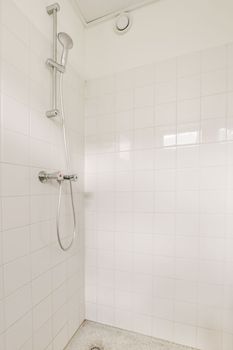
[46,3,60,15]
[46,58,65,73]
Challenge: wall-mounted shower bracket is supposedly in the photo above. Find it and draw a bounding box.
[46,108,59,118]
[46,58,65,73]
[46,3,60,118]
[46,3,60,15]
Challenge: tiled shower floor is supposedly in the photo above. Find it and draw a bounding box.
[65,320,199,350]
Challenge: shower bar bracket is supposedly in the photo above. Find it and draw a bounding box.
[46,3,60,15]
[46,58,65,73]
[46,3,60,119]
[46,108,59,118]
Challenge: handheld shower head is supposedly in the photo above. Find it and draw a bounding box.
[58,32,73,68]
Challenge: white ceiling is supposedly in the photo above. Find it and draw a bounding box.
[74,0,157,24]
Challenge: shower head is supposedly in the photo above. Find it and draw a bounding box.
[58,32,73,68]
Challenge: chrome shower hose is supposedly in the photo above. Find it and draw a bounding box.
[56,73,77,251]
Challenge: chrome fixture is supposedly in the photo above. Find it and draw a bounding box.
[58,32,73,67]
[39,3,77,252]
[46,7,73,118]
[46,33,73,75]
[46,58,65,73]
[46,3,60,118]
[38,171,78,183]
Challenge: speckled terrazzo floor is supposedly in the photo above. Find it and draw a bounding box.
[65,321,199,350]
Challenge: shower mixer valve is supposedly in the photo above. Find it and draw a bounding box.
[38,171,78,183]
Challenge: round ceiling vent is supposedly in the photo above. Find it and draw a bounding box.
[114,12,132,34]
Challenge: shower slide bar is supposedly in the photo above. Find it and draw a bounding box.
[46,3,60,118]
[39,3,77,252]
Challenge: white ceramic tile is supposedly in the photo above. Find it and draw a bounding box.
[154,191,175,213]
[132,64,155,88]
[98,94,115,115]
[134,85,154,108]
[33,318,52,350]
[174,323,197,348]
[200,143,227,167]
[177,145,199,168]
[33,295,52,331]
[134,192,153,212]
[176,168,199,191]
[1,164,29,196]
[134,107,154,129]
[2,226,30,263]
[116,110,134,131]
[155,169,175,191]
[176,191,199,213]
[197,328,221,350]
[177,123,200,146]
[0,267,4,300]
[154,147,176,169]
[154,213,175,235]
[1,130,29,165]
[4,255,31,296]
[134,149,154,170]
[175,237,199,259]
[174,301,197,325]
[201,46,227,72]
[116,131,133,151]
[201,118,226,143]
[1,93,29,135]
[200,166,226,190]
[84,48,233,350]
[156,59,177,83]
[175,213,199,236]
[1,25,29,75]
[0,2,85,348]
[177,52,201,77]
[2,196,30,230]
[200,213,225,237]
[116,91,134,112]
[134,128,154,149]
[1,61,29,106]
[175,258,199,281]
[31,271,52,307]
[178,75,201,100]
[5,312,32,350]
[30,108,52,143]
[155,125,176,148]
[201,93,226,119]
[227,69,233,92]
[134,170,154,191]
[116,70,134,92]
[155,102,176,126]
[201,70,227,95]
[5,284,31,327]
[177,98,200,124]
[155,80,176,104]
[31,246,51,279]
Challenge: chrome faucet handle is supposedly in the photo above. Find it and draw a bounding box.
[38,171,78,183]
[63,174,78,182]
[38,171,63,183]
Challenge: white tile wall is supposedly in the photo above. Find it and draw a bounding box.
[0,0,85,349]
[85,43,233,350]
